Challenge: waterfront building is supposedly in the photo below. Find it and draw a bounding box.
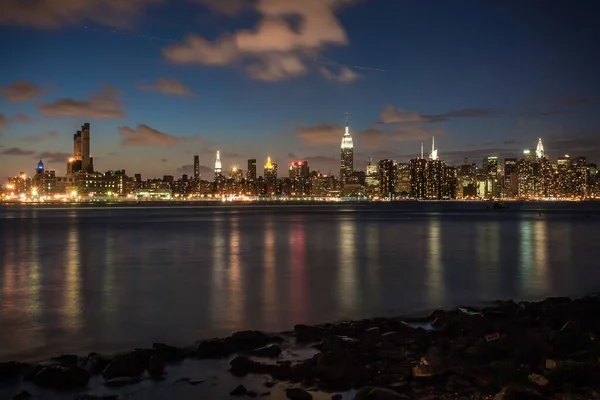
[409,158,427,199]
[264,156,278,195]
[340,113,354,185]
[378,159,396,197]
[395,163,411,196]
[67,123,94,175]
[214,151,222,178]
[247,159,257,181]
[194,155,200,179]
[503,158,518,198]
[289,160,309,196]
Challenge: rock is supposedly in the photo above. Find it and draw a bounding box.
[104,376,142,387]
[331,394,343,400]
[0,361,29,382]
[260,392,271,397]
[80,353,110,375]
[230,384,248,396]
[196,330,273,359]
[50,354,79,366]
[494,386,547,400]
[285,388,313,400]
[196,339,227,358]
[381,331,407,345]
[265,379,278,388]
[12,390,31,400]
[152,343,186,363]
[147,354,166,378]
[102,349,152,380]
[314,351,362,383]
[33,365,90,389]
[248,344,282,358]
[294,325,325,342]
[189,379,204,385]
[247,390,258,398]
[75,395,119,400]
[355,386,407,399]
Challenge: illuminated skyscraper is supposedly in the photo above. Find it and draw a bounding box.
[215,151,222,177]
[536,138,545,159]
[247,159,257,181]
[67,123,93,174]
[378,159,396,197]
[264,156,278,195]
[340,113,354,183]
[194,155,200,179]
[429,136,438,161]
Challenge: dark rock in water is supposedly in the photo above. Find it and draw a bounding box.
[152,343,187,363]
[355,386,408,399]
[50,354,78,366]
[494,386,547,400]
[285,388,313,400]
[247,390,258,398]
[230,384,248,396]
[196,330,273,359]
[33,365,90,389]
[81,353,110,375]
[331,394,343,400]
[147,354,166,378]
[314,351,363,385]
[11,390,31,400]
[248,344,282,358]
[75,395,119,400]
[104,376,142,387]
[294,325,325,343]
[102,349,152,380]
[260,392,271,397]
[265,379,278,388]
[0,361,29,382]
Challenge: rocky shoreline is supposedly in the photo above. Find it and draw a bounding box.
[2,295,600,399]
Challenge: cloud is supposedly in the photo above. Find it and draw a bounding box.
[21,131,61,143]
[39,84,125,119]
[0,0,165,29]
[138,77,193,96]
[504,140,519,145]
[37,151,71,163]
[0,80,44,102]
[178,164,212,175]
[296,123,343,146]
[381,105,499,124]
[319,66,360,83]
[191,0,248,16]
[1,147,35,156]
[161,158,168,162]
[164,0,351,81]
[0,114,6,128]
[544,97,600,107]
[13,113,32,123]
[380,106,424,124]
[359,125,443,148]
[119,124,203,147]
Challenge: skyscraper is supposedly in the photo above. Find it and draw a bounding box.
[247,159,257,181]
[378,159,396,197]
[536,138,545,159]
[82,123,91,172]
[340,113,354,184]
[214,151,222,177]
[194,155,200,179]
[264,156,278,195]
[429,136,438,161]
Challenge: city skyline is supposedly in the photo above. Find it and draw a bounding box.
[1,0,600,179]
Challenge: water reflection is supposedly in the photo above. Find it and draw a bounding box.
[102,232,116,323]
[262,218,276,327]
[476,222,500,297]
[337,216,357,314]
[533,219,549,294]
[210,218,226,325]
[365,223,381,304]
[63,223,82,333]
[28,220,41,322]
[228,217,242,327]
[289,221,307,322]
[426,218,445,307]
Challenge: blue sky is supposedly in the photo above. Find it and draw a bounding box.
[1,0,599,179]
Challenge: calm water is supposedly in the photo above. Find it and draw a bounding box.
[1,202,599,361]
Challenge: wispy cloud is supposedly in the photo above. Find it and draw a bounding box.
[13,113,32,123]
[39,84,125,119]
[37,151,71,163]
[381,105,499,124]
[21,131,60,143]
[319,66,360,83]
[138,77,193,96]
[0,114,6,129]
[1,147,36,156]
[0,80,44,102]
[177,163,212,175]
[119,124,205,147]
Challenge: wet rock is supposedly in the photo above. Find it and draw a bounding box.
[265,379,278,388]
[260,392,271,397]
[494,386,547,400]
[75,395,119,400]
[147,354,166,378]
[331,394,343,400]
[0,361,29,382]
[102,349,152,380]
[314,351,362,383]
[196,330,273,359]
[230,384,248,396]
[152,343,186,363]
[80,353,110,375]
[294,325,325,343]
[285,388,313,400]
[248,344,282,358]
[355,386,408,399]
[104,376,142,387]
[247,390,258,398]
[33,365,90,389]
[12,390,31,400]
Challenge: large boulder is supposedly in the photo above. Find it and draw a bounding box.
[294,325,326,343]
[80,353,110,375]
[247,344,282,358]
[355,386,408,399]
[102,349,153,380]
[494,386,547,400]
[152,343,187,363]
[314,351,362,383]
[33,365,90,389]
[195,330,273,358]
[285,388,313,400]
[0,361,29,382]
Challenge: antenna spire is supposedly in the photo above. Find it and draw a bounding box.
[345,112,349,127]
[420,142,424,159]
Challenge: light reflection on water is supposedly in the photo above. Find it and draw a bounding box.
[1,204,599,361]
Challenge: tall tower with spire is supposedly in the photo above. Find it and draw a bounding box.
[340,112,354,183]
[536,138,545,159]
[215,151,222,177]
[429,136,439,161]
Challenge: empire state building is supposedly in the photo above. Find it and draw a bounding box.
[340,114,354,183]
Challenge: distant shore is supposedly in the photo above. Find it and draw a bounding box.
[2,294,600,399]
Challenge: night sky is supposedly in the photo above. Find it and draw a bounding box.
[1,0,599,179]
